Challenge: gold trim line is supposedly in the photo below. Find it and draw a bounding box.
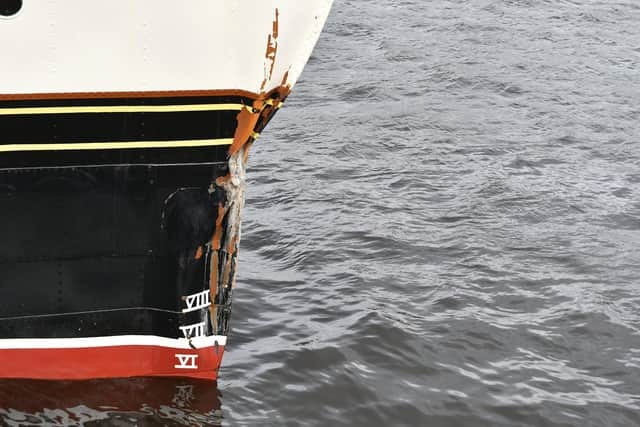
[0,139,234,153]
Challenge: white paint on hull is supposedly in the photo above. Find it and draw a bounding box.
[0,0,334,95]
[0,334,227,349]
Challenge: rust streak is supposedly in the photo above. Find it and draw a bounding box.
[215,174,231,187]
[227,9,290,155]
[265,36,277,85]
[211,203,225,251]
[280,69,290,88]
[228,101,263,155]
[272,8,279,39]
[260,9,280,92]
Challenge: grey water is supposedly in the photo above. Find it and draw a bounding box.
[3,0,640,425]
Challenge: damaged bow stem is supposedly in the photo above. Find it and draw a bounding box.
[202,9,292,335]
[205,87,289,335]
[207,141,250,335]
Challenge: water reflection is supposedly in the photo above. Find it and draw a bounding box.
[0,377,222,426]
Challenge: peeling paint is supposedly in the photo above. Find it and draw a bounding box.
[228,102,262,155]
[219,143,249,289]
[260,8,280,92]
[202,142,251,334]
[211,203,225,251]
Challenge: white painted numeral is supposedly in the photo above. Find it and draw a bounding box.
[174,354,199,369]
[182,290,211,313]
[179,322,206,339]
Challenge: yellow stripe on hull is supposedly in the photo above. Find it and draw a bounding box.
[0,139,234,153]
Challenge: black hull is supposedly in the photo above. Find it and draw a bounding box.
[0,161,232,337]
[0,89,285,379]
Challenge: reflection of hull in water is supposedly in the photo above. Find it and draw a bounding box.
[0,378,222,426]
[0,0,333,379]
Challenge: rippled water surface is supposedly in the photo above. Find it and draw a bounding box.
[3,0,640,425]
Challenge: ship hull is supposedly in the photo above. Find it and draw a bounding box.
[0,92,266,380]
[0,0,333,380]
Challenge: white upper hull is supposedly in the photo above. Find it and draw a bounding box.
[0,0,333,95]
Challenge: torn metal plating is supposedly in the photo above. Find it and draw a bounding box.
[204,85,290,335]
[206,142,250,335]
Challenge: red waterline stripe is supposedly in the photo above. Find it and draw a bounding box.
[0,344,225,380]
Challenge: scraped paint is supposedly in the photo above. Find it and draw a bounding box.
[260,9,280,92]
